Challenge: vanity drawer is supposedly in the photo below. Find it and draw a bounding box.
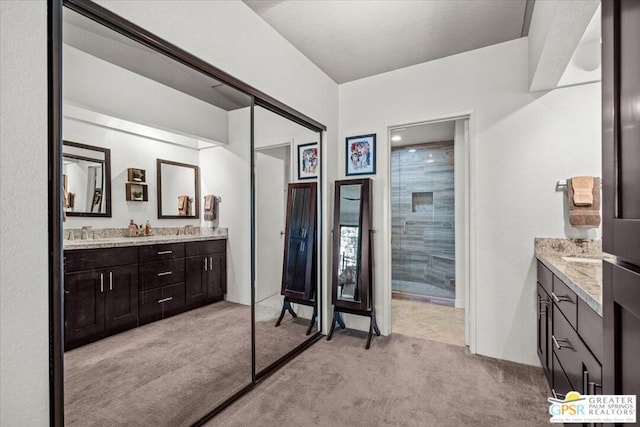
[65,247,138,272]
[552,276,577,328]
[552,353,573,399]
[138,282,186,323]
[537,261,553,295]
[578,298,603,363]
[553,304,602,394]
[185,239,226,257]
[139,243,185,263]
[139,259,185,290]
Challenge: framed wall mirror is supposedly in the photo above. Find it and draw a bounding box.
[63,140,111,217]
[157,159,200,219]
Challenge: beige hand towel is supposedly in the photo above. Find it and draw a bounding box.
[571,176,594,206]
[567,177,601,228]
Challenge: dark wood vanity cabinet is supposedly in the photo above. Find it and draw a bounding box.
[185,240,227,307]
[536,261,603,401]
[64,247,138,349]
[64,239,227,349]
[138,243,187,325]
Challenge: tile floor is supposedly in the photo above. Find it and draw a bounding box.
[391,297,465,346]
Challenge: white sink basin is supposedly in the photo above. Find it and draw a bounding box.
[561,256,601,264]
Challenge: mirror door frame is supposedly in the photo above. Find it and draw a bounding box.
[49,1,326,425]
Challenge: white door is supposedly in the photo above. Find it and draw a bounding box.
[255,145,290,303]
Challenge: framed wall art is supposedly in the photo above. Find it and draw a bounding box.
[346,134,376,176]
[298,142,319,180]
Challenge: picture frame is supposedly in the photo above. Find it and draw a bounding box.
[346,134,376,176]
[127,167,146,183]
[297,142,319,180]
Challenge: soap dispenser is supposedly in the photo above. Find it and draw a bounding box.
[144,220,152,236]
[128,219,137,237]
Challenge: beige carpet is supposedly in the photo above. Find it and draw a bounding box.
[392,298,465,346]
[209,331,551,427]
[64,301,311,427]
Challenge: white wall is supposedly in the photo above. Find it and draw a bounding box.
[199,108,251,306]
[339,37,602,365]
[0,1,50,426]
[64,44,228,144]
[63,114,202,228]
[1,1,338,424]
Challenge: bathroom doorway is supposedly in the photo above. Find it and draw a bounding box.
[254,143,291,310]
[390,119,467,346]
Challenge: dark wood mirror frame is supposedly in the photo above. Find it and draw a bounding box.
[156,158,200,219]
[328,178,379,349]
[50,0,326,425]
[63,140,112,217]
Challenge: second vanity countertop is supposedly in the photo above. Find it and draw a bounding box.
[535,238,609,316]
[64,227,228,250]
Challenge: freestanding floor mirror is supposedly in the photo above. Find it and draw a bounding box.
[328,178,379,349]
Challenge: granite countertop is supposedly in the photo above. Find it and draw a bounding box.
[535,238,610,316]
[64,228,228,250]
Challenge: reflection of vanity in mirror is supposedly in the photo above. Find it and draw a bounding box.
[157,159,200,218]
[328,178,380,349]
[63,140,111,217]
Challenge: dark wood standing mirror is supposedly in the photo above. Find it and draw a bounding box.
[156,159,200,219]
[63,140,111,217]
[275,182,318,334]
[328,178,379,348]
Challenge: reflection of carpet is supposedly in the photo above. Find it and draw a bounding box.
[210,331,551,427]
[64,300,313,427]
[255,313,316,373]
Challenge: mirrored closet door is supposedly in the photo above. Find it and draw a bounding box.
[53,1,326,425]
[253,105,322,375]
[61,6,252,425]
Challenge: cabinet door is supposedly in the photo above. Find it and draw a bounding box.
[207,252,226,301]
[186,255,207,307]
[602,0,640,264]
[65,270,105,344]
[537,284,551,381]
[104,264,138,331]
[603,261,640,399]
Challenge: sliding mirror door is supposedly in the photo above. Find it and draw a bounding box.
[253,105,322,374]
[62,6,252,425]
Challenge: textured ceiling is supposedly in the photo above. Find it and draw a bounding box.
[244,0,530,83]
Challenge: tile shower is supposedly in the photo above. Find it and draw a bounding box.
[391,141,455,304]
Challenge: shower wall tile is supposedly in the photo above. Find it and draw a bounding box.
[392,141,455,291]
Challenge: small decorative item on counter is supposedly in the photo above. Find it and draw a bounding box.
[144,220,152,236]
[128,219,137,237]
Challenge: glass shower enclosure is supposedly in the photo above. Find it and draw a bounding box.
[391,142,456,305]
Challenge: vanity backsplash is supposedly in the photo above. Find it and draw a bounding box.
[64,225,227,241]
